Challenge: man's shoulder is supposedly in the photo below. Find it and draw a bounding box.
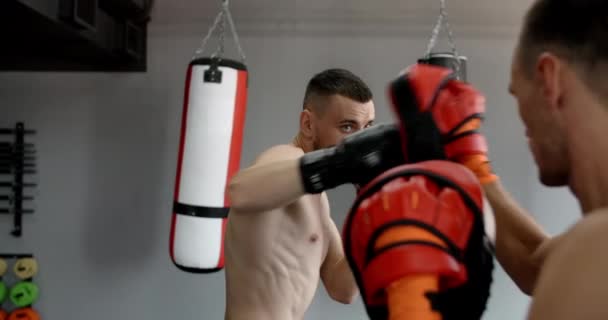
[565,209,608,246]
[261,143,304,155]
[526,210,608,319]
[254,144,305,164]
[538,210,608,279]
[545,209,608,267]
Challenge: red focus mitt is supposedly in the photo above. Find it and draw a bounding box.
[342,160,494,320]
[387,64,498,185]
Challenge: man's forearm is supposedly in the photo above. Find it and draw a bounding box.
[483,180,550,294]
[228,159,306,213]
[327,258,359,304]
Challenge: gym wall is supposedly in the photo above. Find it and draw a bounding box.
[0,25,579,320]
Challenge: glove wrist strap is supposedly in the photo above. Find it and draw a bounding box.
[299,148,342,194]
[458,155,499,185]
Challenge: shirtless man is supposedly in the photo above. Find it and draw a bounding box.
[501,0,608,318]
[367,0,608,318]
[223,69,403,320]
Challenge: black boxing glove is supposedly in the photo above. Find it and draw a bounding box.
[299,123,404,194]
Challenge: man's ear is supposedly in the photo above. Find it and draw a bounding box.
[536,52,563,111]
[300,109,314,138]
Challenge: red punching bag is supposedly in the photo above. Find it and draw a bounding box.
[170,57,248,273]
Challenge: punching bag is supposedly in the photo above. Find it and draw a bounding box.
[418,52,468,82]
[170,57,248,273]
[418,0,467,82]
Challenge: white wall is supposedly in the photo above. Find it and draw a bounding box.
[0,23,580,320]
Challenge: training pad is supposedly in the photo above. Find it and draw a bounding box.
[343,162,494,320]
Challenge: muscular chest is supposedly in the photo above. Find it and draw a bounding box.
[282,194,331,254]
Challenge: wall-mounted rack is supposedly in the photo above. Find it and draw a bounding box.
[0,123,37,237]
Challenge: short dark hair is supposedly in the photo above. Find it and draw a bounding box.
[519,0,608,82]
[302,68,373,112]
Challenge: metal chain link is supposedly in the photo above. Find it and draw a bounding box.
[192,11,224,60]
[441,0,459,59]
[425,0,459,58]
[211,12,226,60]
[192,0,246,64]
[425,10,444,57]
[424,0,461,73]
[224,2,247,64]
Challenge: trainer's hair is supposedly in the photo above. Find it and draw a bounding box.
[302,68,372,113]
[518,0,608,92]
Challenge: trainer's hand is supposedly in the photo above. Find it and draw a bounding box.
[299,123,404,194]
[388,63,498,184]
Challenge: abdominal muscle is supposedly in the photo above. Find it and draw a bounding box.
[224,195,328,320]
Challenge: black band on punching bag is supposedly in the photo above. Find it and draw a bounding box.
[173,202,230,219]
[418,53,468,82]
[191,57,247,71]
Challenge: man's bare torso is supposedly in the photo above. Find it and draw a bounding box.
[224,191,332,320]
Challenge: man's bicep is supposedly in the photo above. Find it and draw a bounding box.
[527,218,608,320]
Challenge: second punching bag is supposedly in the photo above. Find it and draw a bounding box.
[418,52,467,82]
[170,57,248,273]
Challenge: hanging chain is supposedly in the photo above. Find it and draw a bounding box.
[224,1,247,64]
[424,0,459,59]
[192,10,224,60]
[425,9,443,57]
[192,0,246,64]
[441,0,459,58]
[211,12,226,60]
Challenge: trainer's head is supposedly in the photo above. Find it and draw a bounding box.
[510,0,608,187]
[299,68,375,151]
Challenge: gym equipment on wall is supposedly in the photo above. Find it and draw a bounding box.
[0,254,40,319]
[0,258,5,319]
[8,282,39,308]
[0,282,6,305]
[0,123,37,237]
[417,0,468,82]
[7,308,40,320]
[12,259,38,281]
[169,0,249,273]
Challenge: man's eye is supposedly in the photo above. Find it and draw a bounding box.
[341,125,354,132]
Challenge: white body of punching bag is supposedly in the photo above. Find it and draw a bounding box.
[170,57,248,273]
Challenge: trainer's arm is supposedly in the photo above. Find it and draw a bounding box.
[483,180,551,295]
[527,214,608,320]
[321,206,358,304]
[228,145,306,213]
